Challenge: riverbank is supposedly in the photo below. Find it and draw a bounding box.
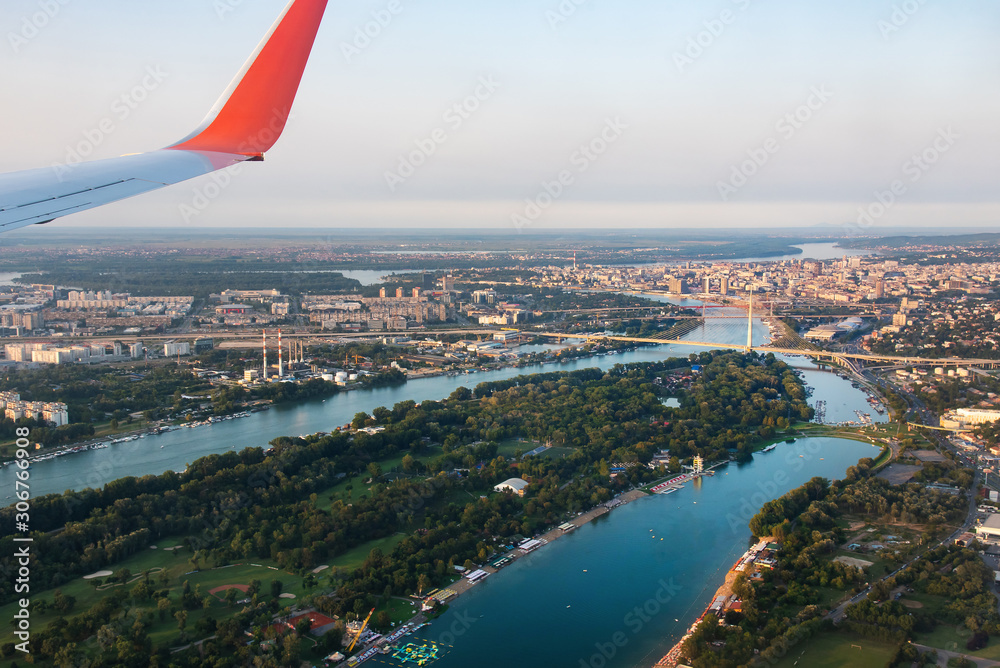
[344,489,651,664]
[433,489,649,603]
[654,537,777,667]
[0,406,270,467]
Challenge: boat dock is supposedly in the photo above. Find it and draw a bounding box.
[650,461,726,495]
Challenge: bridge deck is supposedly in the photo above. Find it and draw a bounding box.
[534,332,997,367]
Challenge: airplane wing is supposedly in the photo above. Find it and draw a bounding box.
[0,0,329,233]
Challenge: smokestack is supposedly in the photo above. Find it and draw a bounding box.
[263,330,268,380]
[278,329,283,377]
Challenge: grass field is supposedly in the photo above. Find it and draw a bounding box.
[313,449,440,511]
[898,591,1000,662]
[496,438,542,458]
[314,472,367,510]
[539,446,577,459]
[814,586,849,609]
[915,625,1000,661]
[379,597,422,626]
[324,533,409,573]
[770,631,897,668]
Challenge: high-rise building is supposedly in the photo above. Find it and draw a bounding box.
[379,287,387,298]
[874,280,885,299]
[667,277,687,294]
[719,277,729,296]
[473,290,497,305]
[164,342,191,357]
[395,287,404,298]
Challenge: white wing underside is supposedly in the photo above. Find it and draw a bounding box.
[0,151,250,231]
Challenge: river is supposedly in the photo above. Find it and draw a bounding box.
[407,313,882,668]
[419,437,879,668]
[0,307,885,667]
[735,242,874,263]
[2,307,880,498]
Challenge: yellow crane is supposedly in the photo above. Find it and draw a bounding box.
[347,607,376,653]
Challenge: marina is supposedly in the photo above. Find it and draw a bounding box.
[4,409,262,469]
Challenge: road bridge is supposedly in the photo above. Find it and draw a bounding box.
[532,332,1000,369]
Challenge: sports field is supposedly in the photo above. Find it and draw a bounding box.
[769,631,897,668]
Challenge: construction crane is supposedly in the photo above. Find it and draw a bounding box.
[347,607,376,653]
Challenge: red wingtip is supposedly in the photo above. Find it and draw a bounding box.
[168,0,329,157]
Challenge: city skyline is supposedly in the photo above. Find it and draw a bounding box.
[2,0,998,231]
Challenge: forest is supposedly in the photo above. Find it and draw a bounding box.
[680,462,977,668]
[0,350,812,666]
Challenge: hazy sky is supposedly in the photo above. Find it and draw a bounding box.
[2,0,998,234]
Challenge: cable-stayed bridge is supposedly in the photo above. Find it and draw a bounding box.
[535,304,999,368]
